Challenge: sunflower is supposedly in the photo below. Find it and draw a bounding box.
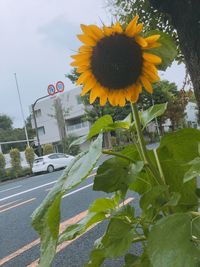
[71,16,162,107]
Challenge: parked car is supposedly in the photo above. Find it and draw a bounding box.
[32,153,74,174]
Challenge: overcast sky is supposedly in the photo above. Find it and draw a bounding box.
[0,0,185,128]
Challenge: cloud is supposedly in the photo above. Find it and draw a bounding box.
[38,15,80,51]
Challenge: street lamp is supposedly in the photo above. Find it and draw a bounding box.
[14,73,30,147]
[32,95,50,156]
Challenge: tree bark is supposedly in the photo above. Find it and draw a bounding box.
[149,0,200,116]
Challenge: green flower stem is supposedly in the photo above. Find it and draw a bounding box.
[153,149,167,185]
[131,103,160,184]
[102,150,134,162]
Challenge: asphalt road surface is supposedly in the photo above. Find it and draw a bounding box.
[0,156,139,267]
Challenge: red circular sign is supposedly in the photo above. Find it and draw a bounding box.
[56,81,64,93]
[47,84,56,95]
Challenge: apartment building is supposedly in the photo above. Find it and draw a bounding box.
[31,86,90,148]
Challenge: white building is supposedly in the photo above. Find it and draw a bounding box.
[30,86,90,149]
[185,101,198,128]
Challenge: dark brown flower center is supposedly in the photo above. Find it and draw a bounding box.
[90,33,143,90]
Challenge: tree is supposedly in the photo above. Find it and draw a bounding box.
[0,152,6,179]
[25,146,35,171]
[43,144,54,155]
[10,148,21,178]
[110,0,200,116]
[62,135,81,156]
[0,114,13,130]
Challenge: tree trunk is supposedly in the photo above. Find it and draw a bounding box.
[149,0,200,116]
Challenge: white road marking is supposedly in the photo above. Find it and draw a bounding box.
[0,181,56,202]
[0,185,22,193]
[62,183,93,198]
[0,169,98,202]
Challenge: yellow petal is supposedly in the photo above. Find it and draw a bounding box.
[103,26,113,36]
[100,94,107,106]
[143,53,162,65]
[144,42,161,49]
[71,53,91,61]
[81,75,96,95]
[89,25,104,39]
[143,68,160,82]
[140,75,153,93]
[118,96,126,107]
[77,34,97,46]
[76,71,91,85]
[76,65,89,73]
[112,22,123,33]
[145,35,160,44]
[134,36,147,47]
[134,23,143,35]
[130,90,139,103]
[89,88,98,104]
[125,16,139,36]
[79,45,93,53]
[80,24,103,42]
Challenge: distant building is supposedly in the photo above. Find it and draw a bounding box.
[30,87,90,150]
[185,101,198,128]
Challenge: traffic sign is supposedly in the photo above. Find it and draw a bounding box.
[47,84,56,96]
[56,81,65,93]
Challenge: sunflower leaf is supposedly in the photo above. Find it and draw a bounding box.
[145,30,177,71]
[140,103,167,129]
[87,115,113,139]
[147,213,200,267]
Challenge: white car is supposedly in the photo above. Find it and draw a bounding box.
[32,153,74,174]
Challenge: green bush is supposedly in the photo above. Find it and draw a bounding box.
[0,152,6,179]
[25,146,35,171]
[43,144,54,155]
[10,148,21,178]
[63,135,81,156]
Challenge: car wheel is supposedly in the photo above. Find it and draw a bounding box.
[47,165,54,173]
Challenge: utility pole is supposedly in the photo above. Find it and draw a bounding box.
[14,73,30,147]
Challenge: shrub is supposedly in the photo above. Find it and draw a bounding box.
[63,135,81,156]
[43,144,54,155]
[25,146,35,172]
[10,148,21,178]
[0,152,6,179]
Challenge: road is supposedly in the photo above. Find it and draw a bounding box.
[0,157,138,267]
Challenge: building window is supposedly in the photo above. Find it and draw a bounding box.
[35,109,41,118]
[66,117,88,131]
[37,126,45,136]
[76,95,82,105]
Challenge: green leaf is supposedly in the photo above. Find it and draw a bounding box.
[58,212,106,244]
[164,192,181,207]
[31,157,80,267]
[147,213,200,267]
[64,134,103,189]
[102,218,134,258]
[84,248,105,267]
[93,157,143,195]
[31,135,103,267]
[158,128,200,212]
[184,157,200,183]
[108,121,130,130]
[140,185,168,212]
[140,103,167,129]
[87,115,113,139]
[146,30,177,70]
[89,197,116,213]
[69,135,87,148]
[124,254,139,267]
